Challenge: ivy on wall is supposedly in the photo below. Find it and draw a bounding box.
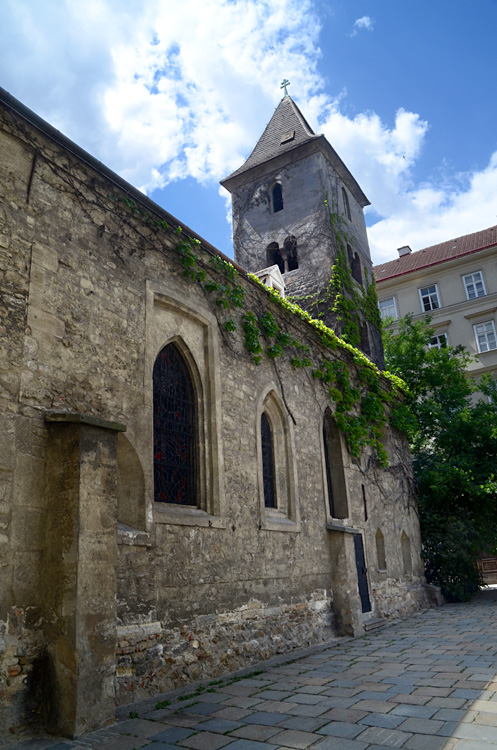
[117,194,405,466]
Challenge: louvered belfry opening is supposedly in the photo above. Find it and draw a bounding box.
[153,342,197,505]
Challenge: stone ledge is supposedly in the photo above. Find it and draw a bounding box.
[45,410,126,432]
[326,522,360,534]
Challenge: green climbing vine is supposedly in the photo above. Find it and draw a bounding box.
[115,192,406,466]
[325,194,382,346]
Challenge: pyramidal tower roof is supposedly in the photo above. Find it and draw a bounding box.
[222,95,319,183]
[221,94,369,207]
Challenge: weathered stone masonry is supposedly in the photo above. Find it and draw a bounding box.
[0,88,428,738]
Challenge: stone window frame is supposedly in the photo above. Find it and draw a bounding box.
[342,186,352,221]
[401,531,412,576]
[146,281,226,529]
[256,387,300,532]
[474,319,497,353]
[379,297,398,321]
[270,180,284,213]
[321,407,350,522]
[375,528,387,572]
[463,270,486,301]
[419,283,441,312]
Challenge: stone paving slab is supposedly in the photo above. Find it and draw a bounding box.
[4,588,497,750]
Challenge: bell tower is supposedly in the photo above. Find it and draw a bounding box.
[221,87,383,367]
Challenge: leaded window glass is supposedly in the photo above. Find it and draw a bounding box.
[261,412,276,508]
[153,343,197,505]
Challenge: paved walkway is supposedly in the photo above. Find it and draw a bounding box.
[5,588,497,750]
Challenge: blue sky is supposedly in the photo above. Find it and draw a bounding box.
[2,0,497,263]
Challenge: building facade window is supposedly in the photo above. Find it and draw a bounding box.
[267,242,285,274]
[463,271,486,300]
[429,333,448,349]
[260,412,276,508]
[419,284,440,312]
[283,235,298,271]
[474,321,497,353]
[351,251,362,285]
[342,187,351,221]
[271,183,283,213]
[322,409,349,519]
[401,531,412,576]
[257,390,299,530]
[376,529,387,571]
[153,342,197,506]
[379,297,398,320]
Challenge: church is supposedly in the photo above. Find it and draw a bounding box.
[0,85,429,738]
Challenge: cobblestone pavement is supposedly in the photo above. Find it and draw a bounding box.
[4,588,497,750]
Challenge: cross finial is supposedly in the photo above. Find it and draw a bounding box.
[280,79,290,97]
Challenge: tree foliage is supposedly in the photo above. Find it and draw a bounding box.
[383,315,497,601]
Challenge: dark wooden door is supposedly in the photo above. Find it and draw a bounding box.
[354,534,371,613]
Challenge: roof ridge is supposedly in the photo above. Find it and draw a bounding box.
[374,225,497,282]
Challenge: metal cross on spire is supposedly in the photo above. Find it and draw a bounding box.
[280,79,290,97]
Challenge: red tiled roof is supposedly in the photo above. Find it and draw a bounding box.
[374,226,497,283]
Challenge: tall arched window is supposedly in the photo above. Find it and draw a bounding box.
[352,252,362,285]
[283,236,298,271]
[401,531,412,576]
[342,187,351,221]
[153,342,197,505]
[267,242,285,275]
[261,412,276,508]
[322,409,349,519]
[272,183,284,213]
[376,529,387,571]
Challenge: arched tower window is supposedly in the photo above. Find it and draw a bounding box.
[267,242,285,275]
[342,187,351,221]
[272,183,284,213]
[283,236,298,271]
[153,342,197,505]
[401,531,412,576]
[352,252,362,285]
[261,412,276,508]
[322,408,348,519]
[376,529,387,571]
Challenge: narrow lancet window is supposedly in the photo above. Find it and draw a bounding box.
[261,412,276,508]
[342,187,351,220]
[283,235,298,271]
[272,183,284,213]
[153,342,197,505]
[323,409,349,519]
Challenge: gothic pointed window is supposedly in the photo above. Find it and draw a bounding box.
[352,252,362,285]
[283,235,298,271]
[153,342,197,506]
[342,187,351,221]
[272,183,284,213]
[267,242,285,275]
[323,409,349,519]
[376,529,387,571]
[261,412,276,508]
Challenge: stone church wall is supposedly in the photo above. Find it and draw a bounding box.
[0,98,428,737]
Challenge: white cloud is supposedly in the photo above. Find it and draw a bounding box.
[0,0,324,191]
[351,16,374,36]
[1,0,496,265]
[367,153,497,262]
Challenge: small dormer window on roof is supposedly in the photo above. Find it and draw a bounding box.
[280,130,295,145]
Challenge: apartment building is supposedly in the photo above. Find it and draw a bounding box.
[374,225,497,382]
